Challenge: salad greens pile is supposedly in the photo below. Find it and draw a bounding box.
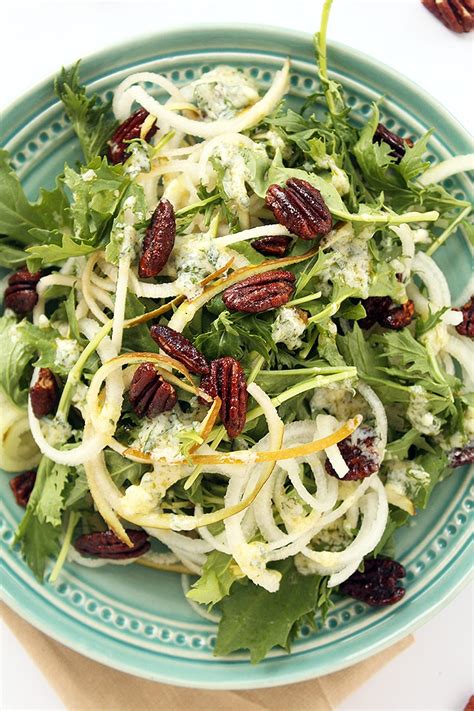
[1,0,472,663]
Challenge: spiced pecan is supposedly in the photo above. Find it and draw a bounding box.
[150,325,210,375]
[359,296,415,330]
[222,270,295,313]
[373,123,414,163]
[9,470,36,508]
[138,199,176,279]
[339,557,406,607]
[74,529,150,559]
[325,426,380,481]
[455,296,474,338]
[107,108,158,164]
[265,178,332,240]
[448,443,474,468]
[29,368,59,418]
[129,362,177,418]
[421,0,473,32]
[251,235,292,257]
[201,356,248,438]
[4,268,41,316]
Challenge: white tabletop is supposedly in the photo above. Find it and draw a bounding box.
[1,1,473,709]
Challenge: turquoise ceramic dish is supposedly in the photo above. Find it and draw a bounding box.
[1,25,473,689]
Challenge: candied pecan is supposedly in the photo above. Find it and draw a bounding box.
[251,235,292,257]
[150,325,209,375]
[326,426,380,481]
[265,178,332,240]
[455,296,474,338]
[359,296,414,330]
[29,368,59,418]
[421,0,473,31]
[464,695,474,711]
[9,470,36,508]
[107,108,158,164]
[74,529,150,559]
[222,270,295,313]
[448,444,474,468]
[201,356,248,438]
[129,362,177,418]
[373,123,414,163]
[4,268,41,316]
[138,199,176,279]
[339,557,406,607]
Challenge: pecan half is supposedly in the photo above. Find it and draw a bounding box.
[325,426,380,481]
[265,178,332,240]
[150,325,209,375]
[129,362,177,418]
[422,0,473,32]
[251,235,292,257]
[138,199,176,279]
[359,296,415,330]
[340,557,406,607]
[29,368,59,418]
[9,470,36,508]
[222,270,295,313]
[455,296,474,338]
[201,356,248,438]
[107,108,158,164]
[448,444,474,468]
[74,529,150,559]
[4,268,41,316]
[373,123,414,163]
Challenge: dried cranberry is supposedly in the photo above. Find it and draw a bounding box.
[340,557,406,607]
[325,427,380,481]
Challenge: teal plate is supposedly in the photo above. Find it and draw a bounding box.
[1,26,473,689]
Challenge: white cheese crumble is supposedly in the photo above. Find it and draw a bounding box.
[124,142,151,178]
[311,384,368,421]
[386,460,430,500]
[54,337,82,371]
[271,307,307,350]
[181,66,259,121]
[311,517,355,552]
[40,415,73,447]
[168,232,229,299]
[320,223,372,298]
[131,407,202,460]
[407,385,442,436]
[81,169,96,182]
[211,142,254,209]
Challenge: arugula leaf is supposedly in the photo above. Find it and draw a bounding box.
[122,293,160,354]
[35,461,71,527]
[385,429,433,460]
[194,311,273,362]
[0,243,29,268]
[415,307,450,338]
[55,61,117,163]
[0,150,47,242]
[16,513,60,581]
[187,551,243,607]
[26,234,96,268]
[215,560,328,663]
[0,314,36,405]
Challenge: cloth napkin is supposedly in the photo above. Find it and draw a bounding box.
[2,603,413,711]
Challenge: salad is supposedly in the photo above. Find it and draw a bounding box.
[1,0,473,663]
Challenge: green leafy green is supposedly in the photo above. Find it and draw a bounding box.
[215,560,330,663]
[187,551,243,607]
[0,314,36,405]
[55,61,117,163]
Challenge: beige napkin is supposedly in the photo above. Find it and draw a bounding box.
[2,603,413,711]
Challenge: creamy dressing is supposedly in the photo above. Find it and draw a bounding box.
[181,66,259,121]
